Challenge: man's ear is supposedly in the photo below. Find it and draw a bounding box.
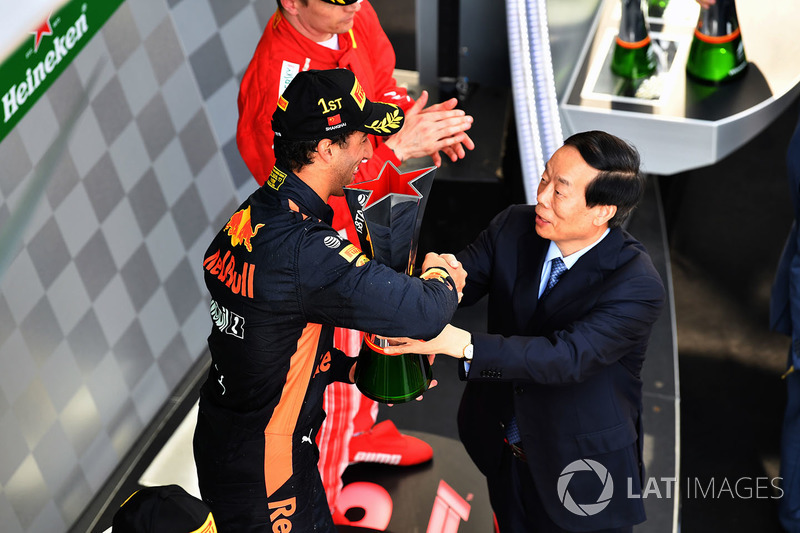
[593,204,616,227]
[315,139,335,164]
[280,0,300,15]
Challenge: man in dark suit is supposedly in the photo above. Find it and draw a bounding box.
[386,130,666,532]
[769,110,800,532]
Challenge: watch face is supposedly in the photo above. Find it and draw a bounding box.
[464,344,473,359]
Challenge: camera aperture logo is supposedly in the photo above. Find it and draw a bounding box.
[558,459,614,516]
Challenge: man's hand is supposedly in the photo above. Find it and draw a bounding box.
[349,360,357,384]
[383,324,471,358]
[384,91,474,164]
[418,96,476,165]
[421,252,466,299]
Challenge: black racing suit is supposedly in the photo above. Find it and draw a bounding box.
[194,164,458,532]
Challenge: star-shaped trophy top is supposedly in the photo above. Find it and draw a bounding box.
[346,162,433,210]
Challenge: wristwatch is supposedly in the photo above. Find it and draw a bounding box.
[462,336,473,361]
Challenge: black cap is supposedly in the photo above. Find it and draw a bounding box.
[320,0,361,5]
[272,68,404,141]
[112,485,216,533]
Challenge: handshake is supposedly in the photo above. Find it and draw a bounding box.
[375,251,472,362]
[420,251,467,302]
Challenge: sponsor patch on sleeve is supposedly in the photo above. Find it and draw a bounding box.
[339,243,362,263]
[323,235,342,249]
[355,255,370,267]
[420,267,451,286]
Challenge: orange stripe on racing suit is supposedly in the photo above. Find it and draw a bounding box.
[263,322,323,497]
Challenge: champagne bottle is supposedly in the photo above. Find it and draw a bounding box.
[611,0,657,79]
[648,0,669,18]
[686,0,747,84]
[354,334,432,404]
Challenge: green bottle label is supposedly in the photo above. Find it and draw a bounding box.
[0,0,125,144]
[354,334,433,404]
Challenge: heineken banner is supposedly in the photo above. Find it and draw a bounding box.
[0,0,125,144]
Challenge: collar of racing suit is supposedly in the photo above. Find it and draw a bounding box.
[263,164,336,226]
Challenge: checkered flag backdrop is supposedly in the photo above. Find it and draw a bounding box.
[0,0,273,530]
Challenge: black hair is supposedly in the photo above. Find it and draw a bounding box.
[273,131,352,173]
[563,130,645,229]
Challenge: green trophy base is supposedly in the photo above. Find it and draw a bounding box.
[354,335,433,404]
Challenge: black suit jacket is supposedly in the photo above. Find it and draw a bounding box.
[770,110,800,368]
[456,205,665,531]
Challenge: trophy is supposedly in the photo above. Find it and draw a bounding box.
[343,162,437,403]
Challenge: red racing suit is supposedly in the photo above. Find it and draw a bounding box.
[194,166,458,532]
[235,2,417,510]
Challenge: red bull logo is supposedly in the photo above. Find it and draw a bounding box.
[225,206,264,252]
[204,249,256,299]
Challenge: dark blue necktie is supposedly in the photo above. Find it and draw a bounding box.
[541,257,567,299]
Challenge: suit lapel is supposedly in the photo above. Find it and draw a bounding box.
[527,229,624,332]
[512,229,548,331]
